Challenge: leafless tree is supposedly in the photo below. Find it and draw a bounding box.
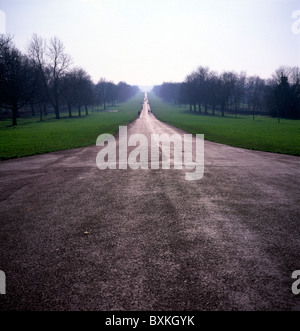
[47,37,71,119]
[219,72,236,117]
[246,76,265,120]
[233,72,246,117]
[28,35,72,119]
[27,34,49,120]
[195,66,210,113]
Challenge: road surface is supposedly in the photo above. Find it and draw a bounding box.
[0,93,300,311]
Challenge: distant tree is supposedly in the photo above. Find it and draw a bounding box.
[275,74,291,123]
[185,72,198,112]
[195,66,210,113]
[117,82,139,103]
[154,82,181,104]
[95,78,109,110]
[61,70,77,117]
[154,64,300,121]
[219,72,236,117]
[116,82,129,103]
[82,77,95,115]
[290,72,300,119]
[106,81,117,107]
[207,71,221,116]
[246,76,265,120]
[178,82,189,107]
[233,72,246,117]
[266,67,300,121]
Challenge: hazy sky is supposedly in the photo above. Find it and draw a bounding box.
[0,0,299,87]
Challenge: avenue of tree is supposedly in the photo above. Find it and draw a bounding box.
[1,33,299,126]
[0,34,140,125]
[153,66,300,121]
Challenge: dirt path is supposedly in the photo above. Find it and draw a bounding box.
[0,93,300,311]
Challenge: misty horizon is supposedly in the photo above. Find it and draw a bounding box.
[0,0,299,87]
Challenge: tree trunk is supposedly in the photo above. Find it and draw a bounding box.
[12,103,18,126]
[198,102,201,113]
[31,104,36,116]
[78,105,81,117]
[54,85,60,119]
[85,105,88,115]
[39,103,43,122]
[55,105,60,119]
[68,103,72,118]
[43,104,48,116]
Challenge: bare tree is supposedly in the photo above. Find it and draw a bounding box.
[185,72,198,112]
[95,78,110,110]
[27,34,49,121]
[219,72,236,117]
[47,37,71,119]
[61,70,77,117]
[27,34,47,70]
[207,71,220,116]
[233,72,246,117]
[195,66,210,113]
[247,76,265,120]
[28,35,71,119]
[74,68,93,116]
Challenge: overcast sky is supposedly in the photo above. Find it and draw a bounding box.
[0,0,299,88]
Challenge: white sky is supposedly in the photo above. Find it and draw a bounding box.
[0,0,299,87]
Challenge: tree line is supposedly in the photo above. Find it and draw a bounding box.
[153,66,300,121]
[0,34,140,125]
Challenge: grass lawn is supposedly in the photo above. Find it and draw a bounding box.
[0,93,144,160]
[149,93,300,156]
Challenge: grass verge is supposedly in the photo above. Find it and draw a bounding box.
[0,93,143,160]
[149,93,300,156]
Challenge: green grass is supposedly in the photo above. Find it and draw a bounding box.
[0,93,144,160]
[1,92,299,160]
[149,93,300,156]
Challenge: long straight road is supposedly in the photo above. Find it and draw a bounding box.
[0,93,300,311]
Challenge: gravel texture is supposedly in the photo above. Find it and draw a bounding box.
[0,94,300,311]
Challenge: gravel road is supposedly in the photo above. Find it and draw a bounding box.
[0,93,300,311]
